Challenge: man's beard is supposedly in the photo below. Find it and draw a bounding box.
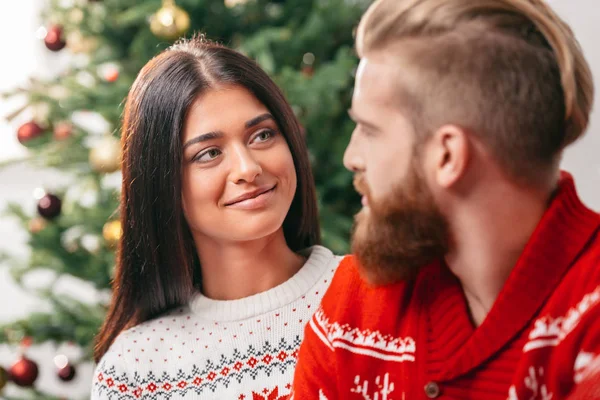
[351,157,450,285]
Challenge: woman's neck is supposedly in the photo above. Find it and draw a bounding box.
[195,229,305,300]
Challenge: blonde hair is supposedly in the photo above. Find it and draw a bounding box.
[356,0,594,181]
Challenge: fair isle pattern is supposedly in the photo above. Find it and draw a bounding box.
[91,246,341,400]
[94,338,300,399]
[523,285,600,353]
[310,308,416,362]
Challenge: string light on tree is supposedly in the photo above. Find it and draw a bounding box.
[150,0,190,40]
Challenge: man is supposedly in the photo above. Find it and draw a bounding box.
[292,0,600,399]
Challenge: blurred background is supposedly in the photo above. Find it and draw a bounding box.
[0,0,598,398]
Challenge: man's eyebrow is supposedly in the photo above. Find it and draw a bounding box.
[348,109,379,131]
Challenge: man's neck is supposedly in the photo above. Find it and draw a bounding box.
[445,181,553,327]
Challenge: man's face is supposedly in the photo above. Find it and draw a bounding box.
[344,56,449,285]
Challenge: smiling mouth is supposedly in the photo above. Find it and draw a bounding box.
[224,185,277,206]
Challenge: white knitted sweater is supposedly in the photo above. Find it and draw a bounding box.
[91,246,341,399]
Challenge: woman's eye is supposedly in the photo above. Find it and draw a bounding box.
[195,148,221,163]
[251,129,275,144]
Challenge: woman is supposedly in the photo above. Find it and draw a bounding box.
[91,37,341,399]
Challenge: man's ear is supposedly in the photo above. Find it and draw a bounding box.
[429,124,470,189]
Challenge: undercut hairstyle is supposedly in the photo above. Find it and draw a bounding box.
[356,0,594,183]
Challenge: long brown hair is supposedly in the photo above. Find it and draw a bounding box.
[94,37,321,362]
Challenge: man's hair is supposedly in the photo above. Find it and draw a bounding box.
[356,0,594,183]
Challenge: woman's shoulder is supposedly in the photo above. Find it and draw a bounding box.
[105,305,196,353]
[301,245,345,271]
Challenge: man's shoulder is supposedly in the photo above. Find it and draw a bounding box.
[319,255,417,322]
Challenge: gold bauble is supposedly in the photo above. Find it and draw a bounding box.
[28,217,48,234]
[103,220,122,247]
[89,136,121,173]
[66,31,98,54]
[150,0,190,40]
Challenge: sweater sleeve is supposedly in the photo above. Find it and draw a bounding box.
[291,309,338,400]
[91,339,138,400]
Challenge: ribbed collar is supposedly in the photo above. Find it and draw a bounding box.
[188,245,335,322]
[429,172,600,379]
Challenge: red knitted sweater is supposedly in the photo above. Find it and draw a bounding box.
[292,173,600,400]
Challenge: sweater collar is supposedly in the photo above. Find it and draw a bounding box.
[188,245,335,322]
[434,172,600,379]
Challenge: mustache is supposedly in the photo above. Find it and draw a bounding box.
[353,175,370,197]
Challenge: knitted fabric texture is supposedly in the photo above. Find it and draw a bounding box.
[92,245,341,400]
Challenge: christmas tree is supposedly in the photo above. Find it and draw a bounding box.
[0,0,364,398]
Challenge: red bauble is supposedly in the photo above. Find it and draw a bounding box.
[104,69,119,83]
[17,121,44,144]
[37,193,62,220]
[302,65,314,77]
[57,364,76,382]
[53,122,73,140]
[9,356,39,387]
[45,25,67,52]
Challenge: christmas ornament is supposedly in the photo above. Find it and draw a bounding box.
[21,337,33,348]
[302,65,314,77]
[17,121,44,144]
[66,31,98,54]
[9,356,39,387]
[54,355,76,382]
[104,69,119,82]
[44,25,67,52]
[103,220,122,247]
[37,193,62,220]
[53,121,73,140]
[150,0,190,40]
[68,9,84,24]
[57,364,76,381]
[0,366,7,391]
[28,218,47,234]
[89,136,121,173]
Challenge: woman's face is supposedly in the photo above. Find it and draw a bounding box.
[181,84,297,245]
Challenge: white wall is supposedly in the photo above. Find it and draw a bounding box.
[547,0,600,208]
[0,2,94,398]
[0,1,599,399]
